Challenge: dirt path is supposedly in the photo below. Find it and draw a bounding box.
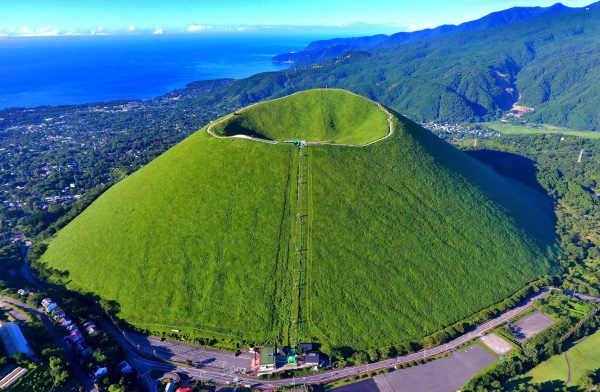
[206,114,278,144]
[565,352,572,385]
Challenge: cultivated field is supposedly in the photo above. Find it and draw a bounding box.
[481,121,600,139]
[41,90,559,351]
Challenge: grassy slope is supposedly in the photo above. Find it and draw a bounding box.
[41,91,558,350]
[482,122,600,139]
[211,89,389,145]
[41,129,296,343]
[520,329,600,386]
[308,115,557,349]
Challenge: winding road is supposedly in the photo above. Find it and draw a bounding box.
[12,256,600,390]
[93,288,600,390]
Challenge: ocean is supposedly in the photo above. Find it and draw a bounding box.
[0,34,319,109]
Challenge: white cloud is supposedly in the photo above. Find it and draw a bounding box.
[153,28,164,35]
[36,26,60,36]
[91,26,106,35]
[407,22,436,32]
[18,26,33,35]
[128,24,137,32]
[8,26,60,37]
[187,24,210,33]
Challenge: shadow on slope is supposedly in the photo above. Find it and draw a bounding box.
[466,149,546,194]
[389,110,558,260]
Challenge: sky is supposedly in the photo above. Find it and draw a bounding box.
[0,0,595,37]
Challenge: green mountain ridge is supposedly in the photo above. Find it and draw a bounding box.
[187,5,600,131]
[39,90,558,350]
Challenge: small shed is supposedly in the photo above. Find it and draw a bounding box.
[305,352,320,365]
[299,343,313,352]
[259,346,276,371]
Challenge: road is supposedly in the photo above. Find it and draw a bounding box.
[17,256,600,390]
[90,288,599,390]
[0,296,97,392]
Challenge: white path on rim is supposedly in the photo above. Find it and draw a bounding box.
[205,88,395,148]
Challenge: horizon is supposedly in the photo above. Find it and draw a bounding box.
[0,0,594,38]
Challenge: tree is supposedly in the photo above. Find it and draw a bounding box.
[352,351,368,364]
[12,352,29,367]
[579,368,599,390]
[108,385,127,392]
[49,356,70,387]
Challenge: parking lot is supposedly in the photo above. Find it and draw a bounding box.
[513,311,554,342]
[334,345,497,392]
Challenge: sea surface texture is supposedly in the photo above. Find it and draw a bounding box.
[0,34,315,108]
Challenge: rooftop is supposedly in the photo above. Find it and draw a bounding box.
[260,346,276,365]
[0,322,34,358]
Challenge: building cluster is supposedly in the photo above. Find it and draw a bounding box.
[421,121,501,143]
[40,297,131,382]
[259,343,323,373]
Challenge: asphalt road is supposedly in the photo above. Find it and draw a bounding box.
[95,288,537,389]
[15,256,600,391]
[98,287,600,390]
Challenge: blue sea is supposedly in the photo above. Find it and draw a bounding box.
[0,34,320,109]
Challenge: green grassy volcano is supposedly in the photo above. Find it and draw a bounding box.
[210,89,390,145]
[39,89,557,350]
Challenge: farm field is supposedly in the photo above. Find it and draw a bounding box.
[515,329,600,388]
[481,121,600,139]
[40,90,558,352]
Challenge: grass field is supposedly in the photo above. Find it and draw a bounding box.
[515,329,600,388]
[40,90,558,351]
[481,121,600,139]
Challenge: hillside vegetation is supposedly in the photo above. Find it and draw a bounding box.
[198,4,600,131]
[514,328,600,388]
[39,90,558,351]
[211,89,389,145]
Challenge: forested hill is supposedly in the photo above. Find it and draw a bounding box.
[272,2,596,65]
[229,4,600,130]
